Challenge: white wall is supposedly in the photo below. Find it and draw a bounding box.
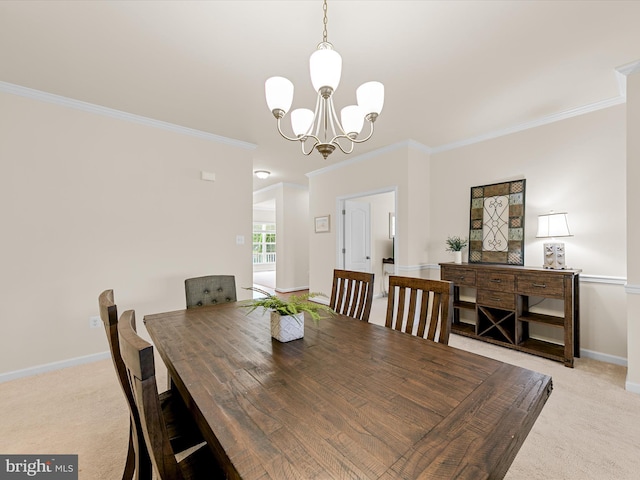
[254,183,310,292]
[309,106,628,362]
[308,143,431,297]
[429,105,627,359]
[276,184,309,292]
[626,71,640,390]
[0,92,254,376]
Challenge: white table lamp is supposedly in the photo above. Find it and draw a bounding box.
[536,211,572,269]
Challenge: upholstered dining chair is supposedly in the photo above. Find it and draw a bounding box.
[98,290,205,480]
[184,275,237,308]
[385,276,454,345]
[118,310,225,480]
[329,269,375,322]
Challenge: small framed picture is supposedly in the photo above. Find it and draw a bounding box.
[315,215,330,233]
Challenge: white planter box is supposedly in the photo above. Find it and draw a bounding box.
[270,312,304,342]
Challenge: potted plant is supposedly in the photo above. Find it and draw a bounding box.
[446,236,468,264]
[241,287,335,342]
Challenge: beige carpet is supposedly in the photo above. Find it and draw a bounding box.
[2,297,639,479]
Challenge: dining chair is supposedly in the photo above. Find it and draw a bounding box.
[385,276,454,345]
[98,290,206,480]
[185,275,237,308]
[118,309,226,480]
[329,269,375,322]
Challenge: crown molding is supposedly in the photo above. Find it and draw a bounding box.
[0,81,256,150]
[614,60,640,98]
[306,139,431,178]
[253,182,308,196]
[616,59,640,77]
[431,95,625,154]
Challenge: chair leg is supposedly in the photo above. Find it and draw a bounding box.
[134,430,153,480]
[122,424,135,480]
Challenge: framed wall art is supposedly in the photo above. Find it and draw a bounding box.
[468,179,526,265]
[315,215,330,233]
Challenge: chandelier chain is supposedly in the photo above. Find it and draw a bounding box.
[322,0,328,43]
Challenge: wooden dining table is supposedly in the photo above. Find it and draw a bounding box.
[144,302,552,480]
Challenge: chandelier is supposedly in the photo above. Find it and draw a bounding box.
[264,0,384,159]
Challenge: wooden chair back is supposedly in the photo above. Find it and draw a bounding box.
[118,310,186,480]
[385,276,454,344]
[98,290,150,480]
[330,269,375,322]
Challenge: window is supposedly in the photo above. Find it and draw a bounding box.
[253,223,276,264]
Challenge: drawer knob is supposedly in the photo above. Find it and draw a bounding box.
[532,283,547,288]
[490,296,501,301]
[491,279,502,283]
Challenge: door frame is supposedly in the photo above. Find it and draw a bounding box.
[336,186,398,273]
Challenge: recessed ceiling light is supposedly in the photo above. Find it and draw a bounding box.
[254,170,271,179]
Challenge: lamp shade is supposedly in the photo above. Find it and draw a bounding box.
[340,105,365,134]
[254,170,270,179]
[265,76,294,114]
[291,108,315,137]
[356,81,384,115]
[536,212,572,238]
[310,47,342,92]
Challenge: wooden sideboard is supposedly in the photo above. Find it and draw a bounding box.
[440,262,581,367]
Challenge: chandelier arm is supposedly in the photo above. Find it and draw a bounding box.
[345,120,376,144]
[331,137,356,155]
[275,117,305,142]
[301,136,320,156]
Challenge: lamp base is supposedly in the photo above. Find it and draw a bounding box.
[543,242,566,269]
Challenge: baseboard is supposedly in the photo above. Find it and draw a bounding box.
[625,379,640,394]
[580,348,627,367]
[0,351,110,384]
[274,286,310,293]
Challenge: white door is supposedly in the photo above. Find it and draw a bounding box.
[344,200,371,272]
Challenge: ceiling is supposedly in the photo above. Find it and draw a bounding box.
[2,1,639,191]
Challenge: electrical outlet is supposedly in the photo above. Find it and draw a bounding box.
[89,315,101,329]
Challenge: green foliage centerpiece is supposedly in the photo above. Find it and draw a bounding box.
[241,287,335,342]
[446,236,468,264]
[445,236,468,252]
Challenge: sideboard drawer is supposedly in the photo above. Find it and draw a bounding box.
[441,267,476,287]
[477,289,515,309]
[517,274,564,298]
[477,271,515,292]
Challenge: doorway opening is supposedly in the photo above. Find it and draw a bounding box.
[337,187,397,296]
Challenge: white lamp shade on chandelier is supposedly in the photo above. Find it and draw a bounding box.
[309,47,342,92]
[340,105,365,134]
[264,0,384,159]
[265,76,294,114]
[357,81,385,116]
[291,108,315,137]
